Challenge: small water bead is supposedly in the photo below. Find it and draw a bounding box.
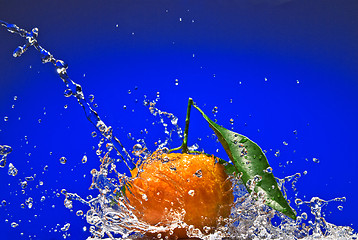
[264,167,273,174]
[88,94,94,102]
[8,163,18,176]
[142,194,148,201]
[40,196,46,202]
[313,158,320,163]
[188,190,195,196]
[64,105,68,109]
[61,223,70,232]
[274,150,280,157]
[82,155,88,164]
[283,141,288,146]
[64,199,73,209]
[1,200,6,206]
[43,165,48,171]
[123,105,127,110]
[91,131,97,138]
[295,198,304,206]
[132,144,143,156]
[175,79,179,86]
[230,118,234,125]
[60,157,67,164]
[301,212,308,220]
[106,143,114,151]
[21,181,28,189]
[303,170,308,175]
[14,96,18,101]
[338,205,343,211]
[212,106,218,115]
[25,176,34,181]
[76,210,83,216]
[128,90,131,94]
[25,197,33,209]
[4,116,8,122]
[194,169,202,178]
[11,222,19,228]
[296,80,300,84]
[64,89,72,97]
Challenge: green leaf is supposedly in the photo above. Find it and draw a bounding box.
[192,104,296,220]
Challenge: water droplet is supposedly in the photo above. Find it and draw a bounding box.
[61,223,71,232]
[230,118,234,125]
[25,176,34,181]
[64,89,72,97]
[82,155,88,164]
[313,158,320,163]
[295,198,303,206]
[21,181,28,189]
[265,77,268,82]
[14,96,18,101]
[296,80,300,84]
[264,167,273,174]
[142,194,148,201]
[60,157,67,164]
[4,116,8,122]
[123,105,127,110]
[293,130,297,134]
[194,169,202,178]
[91,132,97,138]
[76,210,84,216]
[132,144,143,156]
[1,200,6,206]
[128,90,131,94]
[283,141,288,146]
[8,163,18,176]
[64,198,73,209]
[188,190,195,196]
[40,196,46,202]
[338,205,343,211]
[64,104,68,109]
[175,79,179,86]
[88,94,94,102]
[212,106,218,115]
[11,222,19,228]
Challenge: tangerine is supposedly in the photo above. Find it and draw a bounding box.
[125,152,234,239]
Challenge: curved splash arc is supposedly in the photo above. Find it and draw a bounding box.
[0,20,134,170]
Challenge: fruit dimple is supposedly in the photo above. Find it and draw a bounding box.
[126,153,234,239]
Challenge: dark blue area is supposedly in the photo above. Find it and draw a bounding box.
[0,0,357,239]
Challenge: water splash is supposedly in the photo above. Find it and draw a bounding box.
[1,20,357,240]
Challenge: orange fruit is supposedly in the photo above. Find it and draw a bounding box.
[125,152,234,239]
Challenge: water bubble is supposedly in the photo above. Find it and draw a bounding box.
[60,157,67,164]
[40,196,46,202]
[43,165,48,171]
[301,212,308,220]
[264,167,273,174]
[8,163,18,176]
[76,210,84,216]
[106,143,114,151]
[230,118,234,125]
[2,200,6,206]
[4,116,8,122]
[175,79,179,86]
[82,155,88,164]
[265,77,268,82]
[14,96,18,101]
[64,104,68,109]
[91,131,97,138]
[296,80,300,84]
[338,205,343,211]
[212,106,218,115]
[128,90,131,94]
[11,222,19,228]
[283,141,288,146]
[303,170,308,175]
[188,190,195,196]
[313,158,320,163]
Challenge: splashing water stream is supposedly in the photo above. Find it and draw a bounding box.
[0,21,357,239]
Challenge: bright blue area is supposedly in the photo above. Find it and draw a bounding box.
[0,0,357,239]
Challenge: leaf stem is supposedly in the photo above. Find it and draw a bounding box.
[182,98,193,153]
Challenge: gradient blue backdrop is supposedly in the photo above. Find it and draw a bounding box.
[0,0,357,239]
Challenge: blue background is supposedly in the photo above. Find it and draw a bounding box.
[0,0,357,239]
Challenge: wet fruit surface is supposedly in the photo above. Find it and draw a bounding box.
[126,153,234,239]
